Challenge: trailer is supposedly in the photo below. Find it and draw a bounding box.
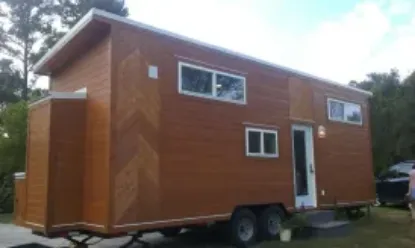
[13,8,375,247]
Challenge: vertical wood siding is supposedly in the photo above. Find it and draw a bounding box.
[109,24,295,230]
[25,101,51,227]
[50,34,111,228]
[48,99,86,227]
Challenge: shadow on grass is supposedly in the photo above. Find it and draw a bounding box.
[149,228,231,248]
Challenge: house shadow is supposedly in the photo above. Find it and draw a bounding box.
[9,244,53,248]
[148,228,231,248]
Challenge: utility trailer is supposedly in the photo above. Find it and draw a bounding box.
[13,9,375,247]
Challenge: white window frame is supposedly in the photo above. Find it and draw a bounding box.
[245,127,279,158]
[178,61,247,104]
[327,98,363,125]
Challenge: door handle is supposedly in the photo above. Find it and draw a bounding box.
[310,163,315,174]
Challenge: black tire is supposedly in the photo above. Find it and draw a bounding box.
[229,208,258,247]
[258,206,284,241]
[159,227,182,237]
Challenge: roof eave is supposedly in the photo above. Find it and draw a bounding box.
[32,9,97,75]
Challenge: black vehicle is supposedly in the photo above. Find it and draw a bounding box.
[375,160,415,206]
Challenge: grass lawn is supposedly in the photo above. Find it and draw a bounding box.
[0,213,12,223]
[261,207,415,248]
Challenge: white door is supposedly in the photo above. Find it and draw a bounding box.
[292,124,317,208]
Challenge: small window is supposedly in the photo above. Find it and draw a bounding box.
[179,62,246,104]
[246,128,279,158]
[327,98,362,125]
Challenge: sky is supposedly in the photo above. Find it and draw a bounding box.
[37,0,415,88]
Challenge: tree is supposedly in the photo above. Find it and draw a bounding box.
[58,0,129,28]
[351,69,410,175]
[0,0,55,101]
[351,70,402,174]
[0,59,23,107]
[35,0,129,71]
[0,101,28,212]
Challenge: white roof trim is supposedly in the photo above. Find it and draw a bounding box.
[29,92,87,108]
[49,91,87,99]
[33,8,372,96]
[14,172,26,180]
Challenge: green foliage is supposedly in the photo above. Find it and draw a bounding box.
[0,59,23,106]
[0,101,28,213]
[36,0,129,61]
[57,0,129,28]
[0,0,55,100]
[351,69,415,175]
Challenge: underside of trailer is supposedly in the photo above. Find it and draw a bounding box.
[25,201,372,248]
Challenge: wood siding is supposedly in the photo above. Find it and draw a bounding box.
[20,16,373,235]
[109,21,373,232]
[310,81,374,206]
[14,178,27,226]
[25,101,51,228]
[289,77,314,122]
[50,34,111,228]
[48,99,86,228]
[109,24,296,231]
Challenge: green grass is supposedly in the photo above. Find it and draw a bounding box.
[261,207,415,248]
[0,213,12,223]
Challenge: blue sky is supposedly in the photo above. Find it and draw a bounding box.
[34,0,415,88]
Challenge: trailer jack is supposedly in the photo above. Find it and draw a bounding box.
[120,233,151,248]
[65,235,98,248]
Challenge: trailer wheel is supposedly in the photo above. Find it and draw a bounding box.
[258,205,284,240]
[230,208,257,247]
[159,227,182,237]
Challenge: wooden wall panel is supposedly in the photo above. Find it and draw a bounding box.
[48,99,86,227]
[310,81,374,206]
[109,24,294,230]
[50,34,111,228]
[110,27,162,227]
[289,77,314,121]
[14,178,27,226]
[25,101,51,227]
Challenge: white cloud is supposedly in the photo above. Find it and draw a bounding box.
[291,2,391,83]
[387,0,415,15]
[34,0,415,89]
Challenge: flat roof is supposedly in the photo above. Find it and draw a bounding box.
[33,8,372,96]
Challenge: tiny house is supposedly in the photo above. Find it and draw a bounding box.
[13,9,374,247]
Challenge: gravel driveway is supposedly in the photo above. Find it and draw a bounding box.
[0,224,232,248]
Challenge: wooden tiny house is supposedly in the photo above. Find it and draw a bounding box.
[14,9,374,246]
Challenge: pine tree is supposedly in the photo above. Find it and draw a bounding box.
[34,0,129,73]
[0,0,55,101]
[58,0,129,28]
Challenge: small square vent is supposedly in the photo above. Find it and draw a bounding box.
[148,65,158,79]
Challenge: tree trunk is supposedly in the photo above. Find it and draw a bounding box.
[22,43,28,101]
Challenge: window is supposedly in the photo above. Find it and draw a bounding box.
[179,62,246,104]
[245,127,279,158]
[327,98,362,125]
